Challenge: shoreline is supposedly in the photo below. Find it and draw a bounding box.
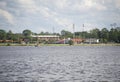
[0,43,120,46]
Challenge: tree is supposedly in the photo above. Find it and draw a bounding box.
[12,33,24,43]
[118,30,120,43]
[39,31,44,35]
[0,29,6,40]
[101,28,109,43]
[22,29,32,43]
[90,28,100,38]
[68,39,74,45]
[61,30,73,38]
[6,30,13,40]
[22,29,32,37]
[75,31,89,38]
[82,31,90,39]
[109,27,120,43]
[115,27,120,43]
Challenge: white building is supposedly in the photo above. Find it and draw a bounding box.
[84,38,99,44]
[31,35,60,41]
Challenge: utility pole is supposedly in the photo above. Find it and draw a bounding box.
[73,24,76,44]
[82,24,84,39]
[73,24,75,39]
[83,24,84,31]
[53,27,55,34]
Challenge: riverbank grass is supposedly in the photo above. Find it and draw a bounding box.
[0,43,120,46]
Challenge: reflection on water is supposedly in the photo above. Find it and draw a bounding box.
[0,46,120,82]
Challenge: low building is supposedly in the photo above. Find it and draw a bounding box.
[55,39,69,44]
[84,38,99,44]
[55,38,84,44]
[72,38,84,44]
[31,35,60,41]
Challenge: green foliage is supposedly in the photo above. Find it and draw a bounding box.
[75,27,120,43]
[68,40,73,45]
[22,29,32,43]
[101,28,109,39]
[0,29,6,40]
[90,28,100,38]
[100,39,108,43]
[6,30,13,40]
[0,26,120,44]
[22,29,32,37]
[75,31,96,39]
[61,30,73,38]
[6,43,11,46]
[109,28,120,43]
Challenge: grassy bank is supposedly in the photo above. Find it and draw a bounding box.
[75,43,120,46]
[0,43,120,46]
[0,43,69,46]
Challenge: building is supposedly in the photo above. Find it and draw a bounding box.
[84,38,99,44]
[31,35,60,41]
[72,38,84,44]
[55,38,84,44]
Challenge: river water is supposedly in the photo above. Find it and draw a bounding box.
[0,46,120,82]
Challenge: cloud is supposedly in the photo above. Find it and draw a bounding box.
[31,27,47,33]
[17,0,39,14]
[115,0,120,9]
[40,7,57,19]
[0,9,14,25]
[53,0,69,9]
[17,0,57,18]
[74,22,104,32]
[0,0,120,33]
[83,23,98,31]
[0,1,7,8]
[53,17,74,32]
[74,0,107,11]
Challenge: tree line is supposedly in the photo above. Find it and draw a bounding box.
[0,27,120,43]
[0,29,59,43]
[62,27,120,43]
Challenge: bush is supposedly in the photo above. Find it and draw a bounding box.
[68,40,73,45]
[6,43,11,46]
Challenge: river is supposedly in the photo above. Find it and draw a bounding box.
[0,46,120,82]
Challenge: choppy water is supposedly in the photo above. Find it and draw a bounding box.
[0,46,120,82]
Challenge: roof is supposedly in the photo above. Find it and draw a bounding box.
[31,35,59,38]
[72,38,83,42]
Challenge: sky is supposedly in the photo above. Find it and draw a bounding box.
[0,0,120,33]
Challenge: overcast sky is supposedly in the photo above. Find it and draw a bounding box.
[0,0,120,33]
